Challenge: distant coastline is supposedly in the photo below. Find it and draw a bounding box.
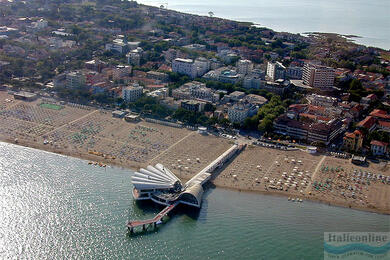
[139,0,390,50]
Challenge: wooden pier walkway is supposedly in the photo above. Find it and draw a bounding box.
[127,202,179,233]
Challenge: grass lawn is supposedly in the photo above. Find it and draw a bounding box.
[40,103,63,110]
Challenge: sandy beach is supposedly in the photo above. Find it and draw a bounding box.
[1,92,389,214]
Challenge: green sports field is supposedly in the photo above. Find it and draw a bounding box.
[40,103,63,110]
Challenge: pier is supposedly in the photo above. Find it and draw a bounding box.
[128,143,246,234]
[127,202,179,233]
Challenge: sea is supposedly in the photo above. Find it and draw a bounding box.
[0,141,389,259]
[139,0,390,50]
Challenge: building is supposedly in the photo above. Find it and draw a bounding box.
[357,116,377,132]
[307,119,344,145]
[113,65,132,81]
[351,155,366,165]
[146,71,169,82]
[342,130,364,152]
[13,91,37,101]
[273,116,308,140]
[125,113,141,122]
[147,88,169,99]
[306,94,338,107]
[180,100,206,112]
[190,83,219,102]
[112,110,128,118]
[228,103,257,123]
[66,71,85,89]
[172,81,219,102]
[262,80,290,95]
[237,59,253,75]
[172,58,197,78]
[302,62,335,89]
[183,44,206,51]
[127,41,141,50]
[251,69,266,79]
[274,115,344,145]
[370,140,388,156]
[30,19,48,30]
[227,91,246,102]
[286,66,303,80]
[266,61,286,81]
[361,94,378,104]
[194,57,210,77]
[122,84,143,102]
[243,76,264,89]
[242,94,268,107]
[378,121,390,132]
[127,48,143,66]
[228,104,250,123]
[369,109,390,122]
[105,38,129,54]
[219,70,241,84]
[160,97,180,110]
[85,59,107,73]
[217,49,239,64]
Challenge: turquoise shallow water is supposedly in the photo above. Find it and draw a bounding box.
[0,142,389,259]
[140,0,390,50]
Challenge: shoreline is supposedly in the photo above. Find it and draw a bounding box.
[3,138,389,216]
[140,3,389,50]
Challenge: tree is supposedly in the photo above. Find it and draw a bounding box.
[258,117,273,132]
[243,115,259,130]
[204,103,216,112]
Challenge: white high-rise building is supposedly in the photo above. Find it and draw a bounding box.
[172,58,197,79]
[122,84,143,102]
[194,57,210,77]
[237,59,253,75]
[266,61,286,81]
[302,62,335,89]
[228,103,255,123]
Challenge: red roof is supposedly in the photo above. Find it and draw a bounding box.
[344,129,363,140]
[354,129,363,136]
[300,113,331,122]
[357,116,376,129]
[350,104,364,114]
[378,120,390,128]
[344,132,356,139]
[371,109,387,115]
[369,109,390,120]
[370,140,388,147]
